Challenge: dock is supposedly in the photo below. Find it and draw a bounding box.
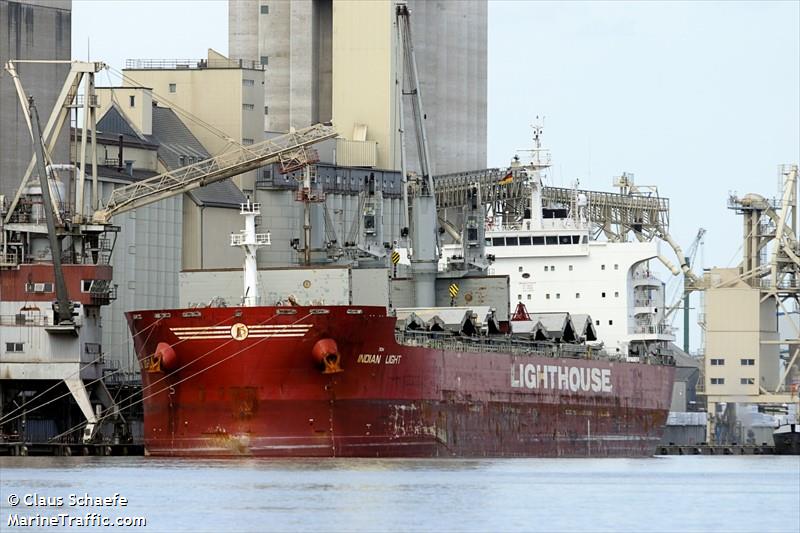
[0,442,144,457]
[657,444,776,455]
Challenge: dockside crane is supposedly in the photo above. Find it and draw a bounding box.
[2,61,337,445]
[396,1,439,307]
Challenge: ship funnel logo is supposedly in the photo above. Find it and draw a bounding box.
[231,323,250,341]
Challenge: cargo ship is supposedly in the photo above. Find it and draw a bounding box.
[126,303,674,457]
[126,195,675,457]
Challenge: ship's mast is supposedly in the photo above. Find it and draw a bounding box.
[231,200,271,306]
[519,121,551,231]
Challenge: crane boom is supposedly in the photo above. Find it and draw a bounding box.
[92,123,337,224]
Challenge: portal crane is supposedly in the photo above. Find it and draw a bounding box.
[396,1,439,307]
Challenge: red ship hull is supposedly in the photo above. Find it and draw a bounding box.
[126,305,675,457]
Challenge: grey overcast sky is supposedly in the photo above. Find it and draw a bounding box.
[73,0,800,347]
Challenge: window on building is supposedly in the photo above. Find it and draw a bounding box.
[601,264,606,270]
[265,106,269,115]
[602,292,606,298]
[576,293,580,299]
[260,4,269,14]
[740,378,755,385]
[556,293,560,299]
[25,282,53,293]
[614,291,619,298]
[242,103,255,111]
[169,83,176,93]
[614,264,619,270]
[710,358,724,366]
[243,79,255,87]
[608,320,613,325]
[740,358,755,366]
[596,320,600,326]
[129,95,135,107]
[544,266,549,272]
[260,56,269,66]
[710,378,725,385]
[546,294,550,300]
[6,342,24,352]
[242,138,254,145]
[81,280,95,293]
[569,265,573,271]
[518,294,522,301]
[550,265,555,271]
[527,294,531,300]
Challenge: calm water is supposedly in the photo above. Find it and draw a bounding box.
[1,456,798,532]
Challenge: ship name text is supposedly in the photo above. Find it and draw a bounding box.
[511,364,612,393]
[357,354,403,365]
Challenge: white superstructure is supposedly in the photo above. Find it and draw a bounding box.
[440,125,674,358]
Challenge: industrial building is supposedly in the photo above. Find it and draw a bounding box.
[0,0,71,202]
[228,0,488,175]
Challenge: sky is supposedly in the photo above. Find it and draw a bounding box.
[72,0,800,351]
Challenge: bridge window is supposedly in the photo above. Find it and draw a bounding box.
[559,235,571,245]
[572,235,581,244]
[506,237,518,246]
[485,238,492,246]
[492,237,505,246]
[532,236,545,245]
[582,236,588,244]
[519,236,532,245]
[545,236,557,245]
